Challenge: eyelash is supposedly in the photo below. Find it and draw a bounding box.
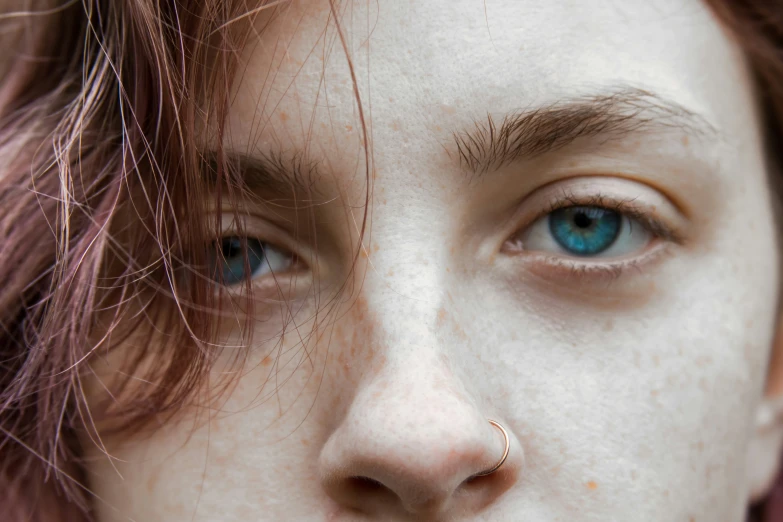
[504,190,683,279]
[209,214,305,291]
[545,192,682,241]
[213,188,680,287]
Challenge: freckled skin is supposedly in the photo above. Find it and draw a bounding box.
[82,0,783,521]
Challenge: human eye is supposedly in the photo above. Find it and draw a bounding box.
[502,177,685,278]
[209,236,296,286]
[521,203,654,258]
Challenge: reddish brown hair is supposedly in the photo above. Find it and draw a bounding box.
[0,1,285,519]
[0,1,780,521]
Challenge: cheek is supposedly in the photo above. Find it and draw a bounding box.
[477,255,776,516]
[84,318,336,521]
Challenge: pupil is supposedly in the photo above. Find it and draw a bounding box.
[548,206,621,256]
[573,212,592,228]
[222,238,242,257]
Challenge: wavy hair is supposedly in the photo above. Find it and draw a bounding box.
[0,1,779,521]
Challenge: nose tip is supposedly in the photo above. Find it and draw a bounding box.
[319,412,520,516]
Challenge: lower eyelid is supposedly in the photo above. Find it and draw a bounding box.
[217,269,313,302]
[503,239,673,283]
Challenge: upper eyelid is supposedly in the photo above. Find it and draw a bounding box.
[537,193,684,243]
[519,176,683,218]
[501,176,689,244]
[214,213,302,257]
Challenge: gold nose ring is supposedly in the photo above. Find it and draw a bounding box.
[473,419,510,477]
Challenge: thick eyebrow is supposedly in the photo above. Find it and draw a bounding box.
[451,87,718,176]
[202,149,321,197]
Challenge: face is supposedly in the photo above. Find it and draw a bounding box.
[83,0,782,520]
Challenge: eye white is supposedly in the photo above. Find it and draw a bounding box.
[520,210,653,258]
[257,244,293,276]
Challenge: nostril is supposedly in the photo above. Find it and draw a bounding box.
[348,476,385,493]
[344,476,401,507]
[320,411,521,516]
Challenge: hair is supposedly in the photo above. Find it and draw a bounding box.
[0,1,779,521]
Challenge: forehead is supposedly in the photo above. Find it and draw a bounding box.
[226,0,754,175]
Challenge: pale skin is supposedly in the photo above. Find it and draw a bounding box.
[82,0,783,520]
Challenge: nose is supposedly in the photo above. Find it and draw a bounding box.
[318,354,522,517]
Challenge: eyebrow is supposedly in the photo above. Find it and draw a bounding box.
[204,88,717,194]
[202,149,321,198]
[451,87,718,176]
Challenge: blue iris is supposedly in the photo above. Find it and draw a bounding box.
[548,206,621,256]
[212,237,266,285]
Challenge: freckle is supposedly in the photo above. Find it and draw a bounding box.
[345,124,353,131]
[682,135,689,146]
[455,324,468,341]
[360,249,368,258]
[436,307,448,327]
[213,454,229,466]
[301,438,310,446]
[586,481,598,490]
[441,105,457,115]
[261,355,272,366]
[279,111,289,122]
[603,319,614,331]
[650,389,659,397]
[652,355,660,367]
[146,473,159,494]
[434,125,442,131]
[446,267,451,272]
[387,268,394,276]
[373,243,380,252]
[388,97,394,102]
[391,120,400,131]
